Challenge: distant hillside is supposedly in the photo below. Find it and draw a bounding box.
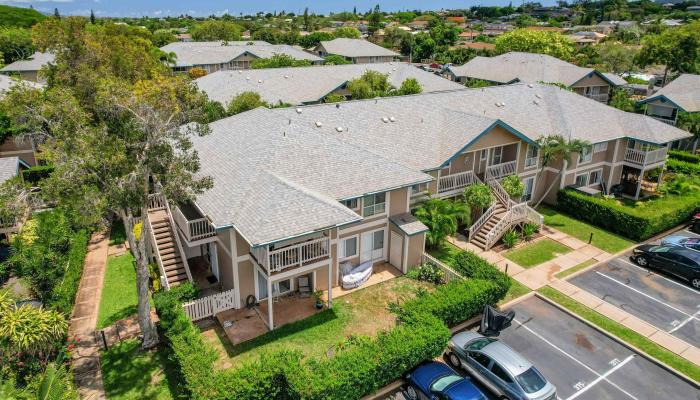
[0,5,46,28]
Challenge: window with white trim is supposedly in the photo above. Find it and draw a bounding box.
[579,146,592,164]
[490,146,503,165]
[342,198,359,210]
[341,236,358,259]
[589,169,603,185]
[362,193,386,217]
[522,176,535,202]
[480,149,488,161]
[525,144,538,168]
[575,173,588,187]
[593,142,608,153]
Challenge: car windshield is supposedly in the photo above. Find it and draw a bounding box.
[650,246,670,253]
[430,374,463,392]
[515,367,547,394]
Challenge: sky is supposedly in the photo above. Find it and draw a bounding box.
[0,0,557,18]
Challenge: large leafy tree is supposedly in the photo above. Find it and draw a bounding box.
[190,20,242,41]
[636,20,700,85]
[250,54,311,69]
[597,42,638,74]
[227,91,268,115]
[413,198,469,249]
[3,17,213,349]
[0,27,35,65]
[463,183,493,221]
[495,29,576,60]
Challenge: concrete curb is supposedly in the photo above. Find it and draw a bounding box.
[535,291,700,386]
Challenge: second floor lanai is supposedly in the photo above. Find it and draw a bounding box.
[638,73,700,128]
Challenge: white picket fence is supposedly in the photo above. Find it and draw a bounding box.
[421,253,464,283]
[182,288,237,321]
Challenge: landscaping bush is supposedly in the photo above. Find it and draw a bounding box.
[406,263,445,284]
[557,189,700,241]
[666,158,700,176]
[453,250,509,284]
[21,165,54,185]
[502,229,520,248]
[47,229,89,314]
[668,150,700,164]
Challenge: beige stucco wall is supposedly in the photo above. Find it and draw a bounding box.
[238,259,256,301]
[389,187,409,216]
[215,230,235,290]
[466,125,520,152]
[406,233,425,269]
[0,139,36,166]
[571,73,610,92]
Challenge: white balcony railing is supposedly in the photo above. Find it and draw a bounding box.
[251,236,331,274]
[438,170,480,195]
[147,193,167,211]
[624,147,668,167]
[585,93,609,103]
[172,206,216,242]
[524,156,537,168]
[649,115,677,126]
[485,160,517,181]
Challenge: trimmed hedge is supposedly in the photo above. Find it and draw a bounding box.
[557,189,699,241]
[154,255,510,400]
[668,150,700,164]
[21,165,54,185]
[47,229,89,314]
[666,158,700,176]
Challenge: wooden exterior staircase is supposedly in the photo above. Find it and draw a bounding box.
[468,179,543,251]
[146,194,192,289]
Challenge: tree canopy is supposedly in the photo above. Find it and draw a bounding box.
[250,54,312,69]
[190,20,242,41]
[495,29,576,60]
[636,20,700,82]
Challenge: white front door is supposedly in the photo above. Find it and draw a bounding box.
[389,231,403,269]
[360,231,374,263]
[360,229,385,263]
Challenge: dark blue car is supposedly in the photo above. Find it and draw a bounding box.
[405,361,488,400]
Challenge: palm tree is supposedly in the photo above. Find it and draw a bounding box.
[533,135,589,208]
[413,197,468,249]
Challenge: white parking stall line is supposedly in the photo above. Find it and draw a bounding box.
[617,258,699,294]
[565,355,635,400]
[512,320,639,400]
[669,309,700,333]
[595,271,699,320]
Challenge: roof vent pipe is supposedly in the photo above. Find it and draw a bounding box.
[315,121,322,127]
[382,117,389,123]
[296,108,302,114]
[389,116,396,122]
[336,127,343,132]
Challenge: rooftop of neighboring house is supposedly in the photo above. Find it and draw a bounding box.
[160,41,323,67]
[189,83,689,246]
[0,156,23,184]
[640,73,700,112]
[602,73,628,86]
[0,51,55,73]
[316,38,400,58]
[195,62,464,106]
[0,74,42,94]
[446,52,619,87]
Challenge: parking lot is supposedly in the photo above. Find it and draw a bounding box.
[569,228,700,348]
[498,296,699,400]
[384,296,699,400]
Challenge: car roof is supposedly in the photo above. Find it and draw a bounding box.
[671,247,700,262]
[480,340,532,376]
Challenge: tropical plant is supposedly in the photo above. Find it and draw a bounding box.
[522,223,538,241]
[658,174,700,196]
[0,292,68,355]
[323,93,345,103]
[501,175,524,199]
[323,54,352,65]
[463,183,493,220]
[495,29,576,60]
[346,70,392,99]
[398,78,422,95]
[187,67,207,79]
[533,135,589,208]
[250,54,312,69]
[501,229,520,248]
[407,263,445,284]
[413,198,465,249]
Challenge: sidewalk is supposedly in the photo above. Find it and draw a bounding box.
[69,232,110,400]
[549,279,700,367]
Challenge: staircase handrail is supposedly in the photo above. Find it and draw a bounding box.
[468,201,498,242]
[162,195,194,284]
[484,202,530,249]
[488,179,513,210]
[145,214,169,290]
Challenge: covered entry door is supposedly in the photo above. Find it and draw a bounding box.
[360,229,385,263]
[389,231,403,270]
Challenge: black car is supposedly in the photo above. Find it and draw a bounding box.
[631,245,700,289]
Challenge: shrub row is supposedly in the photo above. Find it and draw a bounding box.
[556,189,699,241]
[21,165,54,185]
[668,150,700,164]
[154,256,509,399]
[665,158,700,176]
[46,229,89,314]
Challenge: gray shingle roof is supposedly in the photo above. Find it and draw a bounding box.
[643,74,700,112]
[317,38,400,58]
[160,42,323,67]
[603,73,628,86]
[195,63,464,105]
[390,213,429,236]
[447,52,614,87]
[0,75,42,94]
[0,157,20,184]
[192,83,690,246]
[0,52,55,73]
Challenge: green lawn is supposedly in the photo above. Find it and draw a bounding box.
[97,253,138,329]
[539,286,700,382]
[555,259,597,279]
[500,279,531,305]
[504,238,572,268]
[204,277,435,366]
[100,339,179,400]
[427,241,463,267]
[538,206,635,253]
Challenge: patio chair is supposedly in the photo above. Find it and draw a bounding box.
[298,276,311,298]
